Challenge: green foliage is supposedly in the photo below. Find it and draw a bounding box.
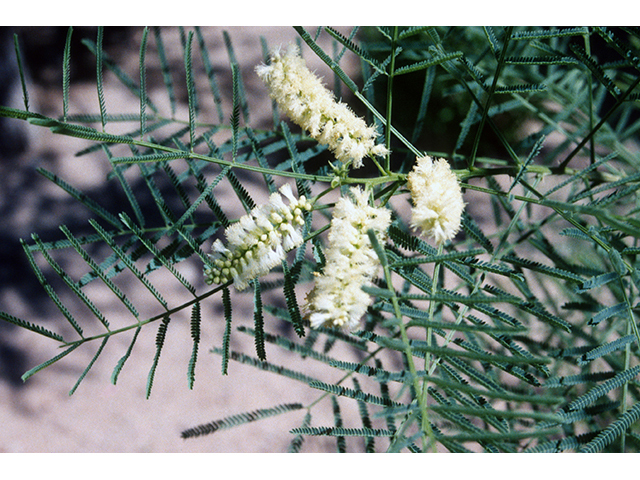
[2,26,640,452]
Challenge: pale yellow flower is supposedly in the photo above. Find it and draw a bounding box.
[407,156,465,245]
[256,44,388,169]
[204,184,312,291]
[304,187,391,330]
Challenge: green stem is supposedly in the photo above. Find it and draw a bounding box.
[63,283,226,348]
[355,90,422,158]
[583,29,596,165]
[379,252,436,452]
[468,27,513,169]
[424,243,443,370]
[384,27,399,172]
[418,243,443,451]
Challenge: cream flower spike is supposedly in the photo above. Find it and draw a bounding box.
[407,155,465,245]
[304,187,391,331]
[256,44,388,169]
[204,184,312,291]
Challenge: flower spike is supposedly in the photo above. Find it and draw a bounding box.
[204,184,312,291]
[407,155,465,245]
[256,44,388,169]
[303,187,391,330]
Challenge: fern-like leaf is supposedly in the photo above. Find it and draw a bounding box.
[324,26,385,76]
[545,371,617,388]
[37,168,121,227]
[424,374,564,405]
[308,380,402,407]
[111,326,141,385]
[59,225,139,320]
[21,343,81,383]
[152,27,177,116]
[511,27,590,41]
[82,37,158,113]
[594,27,640,72]
[564,366,640,412]
[246,128,276,193]
[460,212,494,253]
[413,341,551,367]
[570,43,622,100]
[119,213,197,295]
[577,335,637,366]
[351,378,376,453]
[183,30,197,148]
[221,287,232,375]
[68,336,109,396]
[181,403,304,439]
[430,403,563,424]
[19,238,83,338]
[29,234,110,330]
[253,281,266,361]
[579,401,640,452]
[501,254,585,283]
[214,348,319,385]
[330,396,346,452]
[288,410,312,453]
[290,426,395,438]
[12,34,30,110]
[223,30,249,123]
[283,262,304,337]
[226,169,255,212]
[237,326,338,365]
[0,310,64,343]
[146,316,171,399]
[188,302,201,389]
[388,248,485,267]
[589,302,627,326]
[445,428,561,445]
[294,26,359,94]
[194,27,224,122]
[394,51,464,76]
[138,27,150,139]
[494,83,547,94]
[89,220,168,309]
[62,27,73,122]
[524,433,593,453]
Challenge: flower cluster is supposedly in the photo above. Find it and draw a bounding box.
[407,155,465,245]
[204,184,312,291]
[255,44,388,169]
[303,187,391,330]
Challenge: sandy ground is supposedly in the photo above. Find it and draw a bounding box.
[0,26,380,453]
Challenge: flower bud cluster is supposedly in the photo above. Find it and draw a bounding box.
[204,184,312,291]
[407,155,465,245]
[256,44,388,169]
[304,187,391,330]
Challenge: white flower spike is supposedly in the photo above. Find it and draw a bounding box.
[407,155,465,245]
[256,44,388,169]
[304,187,391,331]
[204,184,312,291]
